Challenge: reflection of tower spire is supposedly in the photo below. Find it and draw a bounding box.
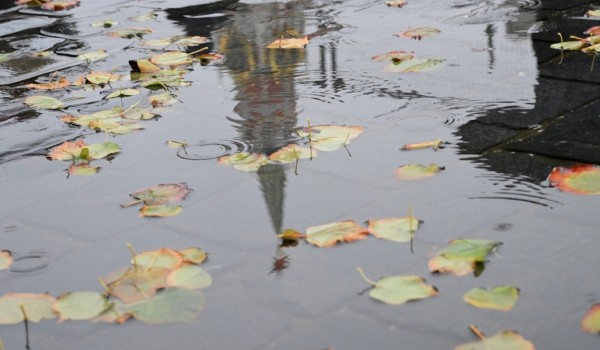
[257,163,286,234]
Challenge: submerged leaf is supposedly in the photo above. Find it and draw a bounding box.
[306,220,369,247]
[582,304,600,333]
[24,95,64,110]
[266,36,309,49]
[395,164,443,180]
[367,217,420,243]
[91,19,118,28]
[454,330,536,350]
[0,250,13,270]
[463,285,519,311]
[53,291,109,321]
[141,204,183,217]
[128,288,205,324]
[548,164,600,195]
[0,293,57,324]
[129,183,192,206]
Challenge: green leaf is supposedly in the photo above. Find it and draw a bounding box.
[91,19,118,28]
[129,183,192,206]
[140,205,183,217]
[106,89,140,99]
[150,51,193,66]
[395,164,444,180]
[297,124,365,151]
[128,288,206,324]
[397,27,441,39]
[454,330,536,350]
[0,293,57,324]
[133,248,184,269]
[82,142,121,160]
[107,27,153,39]
[582,304,600,333]
[385,58,444,72]
[167,264,212,290]
[429,239,502,276]
[76,49,108,62]
[269,144,315,163]
[367,217,420,243]
[0,250,13,270]
[548,164,600,195]
[372,50,414,62]
[24,95,64,110]
[463,285,519,311]
[68,163,101,176]
[53,291,110,321]
[60,107,123,126]
[357,268,438,305]
[85,71,121,85]
[306,220,369,247]
[179,247,207,265]
[121,107,158,120]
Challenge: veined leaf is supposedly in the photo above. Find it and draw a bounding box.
[53,291,109,321]
[0,250,13,270]
[0,293,57,324]
[306,220,368,247]
[367,217,420,243]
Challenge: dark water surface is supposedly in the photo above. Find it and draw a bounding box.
[0,0,599,349]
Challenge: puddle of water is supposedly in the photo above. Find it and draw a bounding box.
[0,0,599,350]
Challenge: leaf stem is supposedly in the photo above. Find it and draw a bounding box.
[20,305,30,350]
[127,243,138,272]
[356,267,377,286]
[468,324,486,340]
[120,199,142,208]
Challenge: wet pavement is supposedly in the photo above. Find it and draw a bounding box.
[457,0,600,181]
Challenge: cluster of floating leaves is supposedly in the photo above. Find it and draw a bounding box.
[0,246,210,324]
[218,124,364,173]
[47,140,120,176]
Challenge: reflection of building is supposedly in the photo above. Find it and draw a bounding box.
[168,1,313,233]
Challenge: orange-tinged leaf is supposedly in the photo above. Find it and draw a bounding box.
[397,27,440,40]
[306,220,369,247]
[0,250,13,270]
[454,330,536,350]
[26,77,69,90]
[48,140,86,160]
[0,293,57,324]
[277,228,306,240]
[548,164,600,195]
[108,267,171,304]
[41,0,80,10]
[178,247,207,265]
[53,291,109,321]
[582,304,600,333]
[133,248,184,269]
[396,164,444,180]
[140,205,183,217]
[269,144,315,163]
[129,183,192,206]
[386,0,407,7]
[149,92,179,108]
[217,152,269,172]
[150,51,193,66]
[428,255,476,276]
[585,26,600,36]
[429,239,501,276]
[129,59,161,73]
[372,51,414,62]
[401,139,442,150]
[24,95,64,110]
[68,163,101,176]
[197,52,224,62]
[266,36,309,49]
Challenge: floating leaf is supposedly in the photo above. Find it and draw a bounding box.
[266,36,309,49]
[91,19,118,28]
[133,248,184,269]
[60,107,123,127]
[582,304,600,333]
[550,40,585,51]
[88,119,144,135]
[149,92,179,108]
[128,288,205,324]
[357,268,438,305]
[26,77,69,90]
[166,140,188,148]
[548,164,600,195]
[24,95,64,110]
[277,228,306,240]
[108,267,170,304]
[179,247,207,265]
[167,264,212,290]
[107,27,153,39]
[0,250,13,270]
[269,144,315,163]
[197,52,224,62]
[81,142,121,160]
[129,183,191,206]
[367,217,420,243]
[106,89,140,99]
[372,51,414,62]
[150,51,193,66]
[128,12,157,22]
[386,0,407,7]
[585,26,600,36]
[454,329,536,350]
[41,0,80,10]
[396,164,443,180]
[68,163,101,176]
[121,107,158,120]
[589,10,600,17]
[53,292,109,321]
[129,59,161,73]
[76,49,108,62]
[401,139,442,151]
[463,285,519,311]
[297,124,364,151]
[306,220,369,247]
[85,71,121,85]
[217,152,269,172]
[48,140,86,160]
[142,36,210,48]
[0,293,57,324]
[429,239,502,276]
[385,58,444,72]
[140,205,183,217]
[397,27,441,40]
